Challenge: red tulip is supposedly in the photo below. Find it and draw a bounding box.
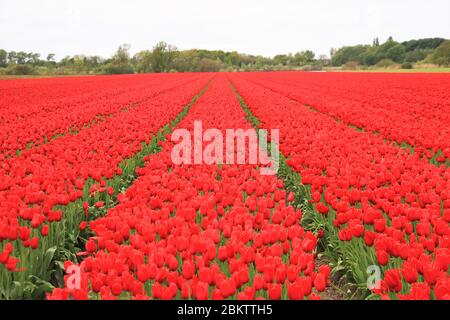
[315,202,329,215]
[376,250,389,266]
[384,269,402,293]
[95,201,105,209]
[30,237,39,250]
[288,283,304,300]
[79,221,88,231]
[195,281,209,300]
[268,283,282,300]
[253,274,264,291]
[41,225,49,236]
[287,192,294,202]
[314,274,326,292]
[86,239,97,253]
[401,262,418,284]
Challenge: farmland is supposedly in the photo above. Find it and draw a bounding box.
[0,72,449,300]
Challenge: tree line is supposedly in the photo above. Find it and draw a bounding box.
[331,37,450,69]
[1,37,449,75]
[0,42,322,75]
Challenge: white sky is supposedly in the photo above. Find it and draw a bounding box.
[1,0,449,59]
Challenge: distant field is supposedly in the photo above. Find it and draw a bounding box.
[2,68,450,80]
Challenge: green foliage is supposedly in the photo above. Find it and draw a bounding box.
[386,44,406,63]
[171,50,200,72]
[376,37,398,59]
[331,45,369,66]
[293,50,316,66]
[343,60,359,70]
[432,40,450,66]
[401,38,445,51]
[401,61,413,69]
[331,37,448,68]
[361,49,379,66]
[149,41,177,73]
[103,64,134,75]
[133,50,153,73]
[197,58,223,72]
[1,37,448,76]
[404,50,429,63]
[46,53,56,62]
[104,44,135,74]
[0,49,7,68]
[376,58,396,68]
[6,64,35,75]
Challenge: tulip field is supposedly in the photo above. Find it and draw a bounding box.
[0,72,449,300]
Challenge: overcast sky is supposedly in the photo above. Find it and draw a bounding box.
[1,0,449,59]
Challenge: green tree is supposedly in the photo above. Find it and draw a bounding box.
[29,53,42,65]
[73,55,88,73]
[46,53,56,62]
[224,51,242,68]
[133,50,153,73]
[386,44,406,63]
[0,49,7,67]
[331,45,368,66]
[293,50,315,66]
[85,56,103,69]
[104,44,134,74]
[7,51,18,64]
[15,51,30,64]
[402,38,445,51]
[197,58,222,72]
[112,44,131,66]
[361,47,379,66]
[150,41,178,73]
[376,37,398,60]
[432,40,450,66]
[404,50,428,63]
[273,54,290,66]
[60,56,73,67]
[172,50,200,72]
